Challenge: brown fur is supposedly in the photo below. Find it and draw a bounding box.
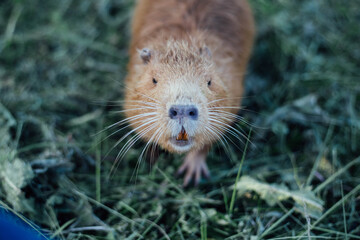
[124,0,254,165]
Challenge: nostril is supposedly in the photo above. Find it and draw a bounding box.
[187,107,198,120]
[169,105,198,120]
[169,107,178,119]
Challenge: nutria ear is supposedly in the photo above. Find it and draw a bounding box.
[199,46,212,58]
[139,48,152,64]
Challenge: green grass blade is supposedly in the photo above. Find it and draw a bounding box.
[229,128,252,215]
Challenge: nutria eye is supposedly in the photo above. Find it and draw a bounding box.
[152,78,158,84]
[207,80,212,86]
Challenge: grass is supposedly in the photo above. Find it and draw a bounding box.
[0,0,359,239]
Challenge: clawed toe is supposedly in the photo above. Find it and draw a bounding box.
[177,154,210,187]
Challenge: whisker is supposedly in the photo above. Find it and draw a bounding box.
[206,125,233,159]
[114,100,159,107]
[138,126,162,163]
[209,111,264,130]
[210,106,262,116]
[92,99,159,108]
[147,123,166,167]
[210,106,244,110]
[109,122,159,177]
[208,117,253,146]
[207,96,249,105]
[105,77,162,105]
[208,110,264,143]
[119,125,157,161]
[208,118,246,146]
[94,112,158,136]
[208,111,253,130]
[121,104,157,108]
[104,117,160,162]
[199,127,224,157]
[207,124,232,149]
[110,107,157,114]
[208,121,246,154]
[132,124,165,182]
[90,115,159,156]
[117,123,157,159]
[100,116,159,146]
[122,85,162,104]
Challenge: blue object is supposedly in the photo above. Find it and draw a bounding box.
[0,209,50,240]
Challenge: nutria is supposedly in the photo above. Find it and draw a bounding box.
[123,0,255,186]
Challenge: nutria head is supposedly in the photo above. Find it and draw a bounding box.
[124,39,232,153]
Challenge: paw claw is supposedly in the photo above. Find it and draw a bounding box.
[176,167,185,177]
[202,164,211,179]
[177,147,210,187]
[183,170,193,187]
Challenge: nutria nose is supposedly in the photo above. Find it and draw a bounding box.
[169,105,198,120]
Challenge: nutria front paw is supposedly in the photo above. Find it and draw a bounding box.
[177,147,210,186]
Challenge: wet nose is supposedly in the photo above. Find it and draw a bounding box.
[169,105,198,120]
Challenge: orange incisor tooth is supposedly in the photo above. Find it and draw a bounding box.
[183,131,188,141]
[176,128,188,141]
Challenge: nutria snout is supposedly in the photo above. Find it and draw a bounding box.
[169,105,199,121]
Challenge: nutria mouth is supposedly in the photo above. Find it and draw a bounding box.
[170,127,192,147]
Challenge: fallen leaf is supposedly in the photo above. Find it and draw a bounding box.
[231,176,324,218]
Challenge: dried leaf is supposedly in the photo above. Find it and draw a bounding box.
[231,176,324,218]
[0,156,35,212]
